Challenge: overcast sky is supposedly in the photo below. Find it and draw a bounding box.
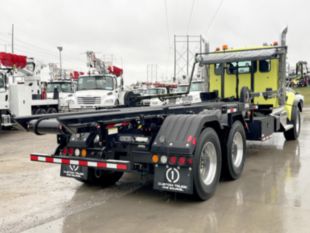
[0,0,309,84]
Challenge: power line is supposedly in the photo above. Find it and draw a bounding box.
[15,37,57,55]
[186,0,196,34]
[206,0,225,36]
[0,34,57,57]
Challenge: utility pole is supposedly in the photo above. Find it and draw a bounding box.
[57,46,63,79]
[11,24,14,53]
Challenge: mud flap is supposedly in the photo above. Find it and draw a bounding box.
[153,165,193,194]
[60,164,88,180]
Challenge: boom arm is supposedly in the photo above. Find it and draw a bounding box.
[86,51,107,74]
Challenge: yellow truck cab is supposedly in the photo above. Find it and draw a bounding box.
[195,27,301,140]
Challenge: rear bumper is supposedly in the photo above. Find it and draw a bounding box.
[30,153,130,171]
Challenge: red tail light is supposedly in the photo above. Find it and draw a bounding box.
[178,157,186,166]
[168,156,177,165]
[61,148,68,155]
[68,148,74,156]
[187,158,193,166]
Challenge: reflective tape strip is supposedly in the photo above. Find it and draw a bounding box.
[38,157,46,162]
[117,164,128,170]
[70,160,79,165]
[88,161,98,167]
[107,163,117,169]
[54,158,62,163]
[30,154,128,171]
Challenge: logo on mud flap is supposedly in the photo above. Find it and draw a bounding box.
[166,168,180,183]
[69,165,79,172]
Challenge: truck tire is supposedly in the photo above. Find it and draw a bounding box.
[284,106,301,141]
[47,107,57,113]
[221,120,246,180]
[40,108,47,114]
[240,87,250,103]
[78,168,123,187]
[33,108,47,115]
[193,127,221,201]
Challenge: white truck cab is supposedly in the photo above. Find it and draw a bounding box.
[143,88,167,106]
[46,80,75,111]
[0,72,10,126]
[68,74,120,110]
[176,80,205,104]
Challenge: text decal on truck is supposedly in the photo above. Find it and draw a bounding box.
[154,166,193,194]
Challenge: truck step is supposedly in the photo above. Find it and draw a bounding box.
[283,124,294,131]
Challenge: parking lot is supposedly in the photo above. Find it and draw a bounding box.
[0,108,309,233]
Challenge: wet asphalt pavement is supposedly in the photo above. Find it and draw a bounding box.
[1,108,310,233]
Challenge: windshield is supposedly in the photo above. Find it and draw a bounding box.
[133,89,145,94]
[0,74,4,89]
[77,76,114,91]
[47,83,72,93]
[176,85,188,93]
[145,88,166,95]
[190,82,204,92]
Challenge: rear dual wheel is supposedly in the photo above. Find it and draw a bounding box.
[193,128,222,201]
[221,120,246,180]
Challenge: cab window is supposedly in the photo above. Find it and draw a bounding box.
[214,63,224,75]
[227,61,257,74]
[259,60,271,72]
[0,74,4,89]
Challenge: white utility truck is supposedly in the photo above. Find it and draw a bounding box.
[0,52,58,129]
[46,80,75,112]
[174,80,205,104]
[68,51,124,111]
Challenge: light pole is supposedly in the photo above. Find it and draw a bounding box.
[57,46,63,79]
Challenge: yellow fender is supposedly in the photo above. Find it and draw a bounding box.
[285,91,296,121]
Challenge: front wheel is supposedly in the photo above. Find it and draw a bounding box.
[284,106,301,141]
[221,120,246,180]
[193,127,222,201]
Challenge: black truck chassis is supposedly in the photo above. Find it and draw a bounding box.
[15,100,281,200]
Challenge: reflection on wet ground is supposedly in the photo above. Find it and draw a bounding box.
[1,109,310,233]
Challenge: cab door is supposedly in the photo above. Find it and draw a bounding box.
[209,64,222,96]
[0,74,9,110]
[254,59,279,107]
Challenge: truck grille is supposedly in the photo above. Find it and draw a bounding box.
[77,97,101,105]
